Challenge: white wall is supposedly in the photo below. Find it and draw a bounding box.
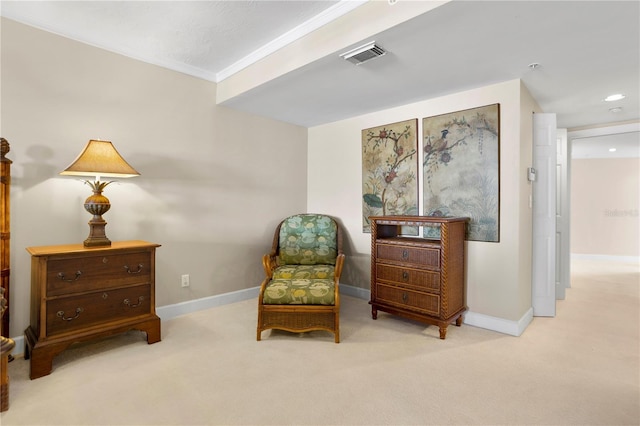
[1,18,308,337]
[308,79,540,329]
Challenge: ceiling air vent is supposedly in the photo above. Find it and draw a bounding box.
[340,41,386,65]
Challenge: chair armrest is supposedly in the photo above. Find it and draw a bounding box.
[262,253,278,278]
[258,277,270,300]
[334,253,345,282]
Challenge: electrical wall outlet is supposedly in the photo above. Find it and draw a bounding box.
[181,274,190,287]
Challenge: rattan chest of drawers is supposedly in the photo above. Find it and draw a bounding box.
[369,216,467,339]
[24,240,161,379]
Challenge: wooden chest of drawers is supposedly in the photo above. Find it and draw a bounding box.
[24,241,161,379]
[369,216,467,339]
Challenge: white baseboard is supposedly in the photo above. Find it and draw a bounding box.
[8,287,261,358]
[340,284,534,337]
[571,253,640,263]
[158,284,373,322]
[10,336,24,359]
[156,286,260,321]
[464,307,533,337]
[8,283,535,357]
[340,283,371,300]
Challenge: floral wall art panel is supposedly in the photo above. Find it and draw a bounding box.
[362,119,419,233]
[422,104,500,242]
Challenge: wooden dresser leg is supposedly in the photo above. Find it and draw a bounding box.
[26,335,73,380]
[29,348,56,380]
[439,325,448,340]
[142,317,161,344]
[23,341,30,360]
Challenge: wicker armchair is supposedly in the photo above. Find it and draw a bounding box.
[257,214,345,343]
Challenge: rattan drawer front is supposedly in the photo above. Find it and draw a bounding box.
[370,217,467,340]
[375,283,440,316]
[46,284,151,336]
[376,264,440,292]
[375,244,440,269]
[46,252,151,296]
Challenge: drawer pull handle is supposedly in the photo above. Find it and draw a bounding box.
[57,271,82,282]
[402,249,409,260]
[57,307,83,321]
[402,271,409,281]
[402,292,408,303]
[123,296,144,308]
[102,293,108,300]
[124,264,144,274]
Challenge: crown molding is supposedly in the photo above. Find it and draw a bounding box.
[215,0,367,82]
[1,7,219,81]
[1,1,365,84]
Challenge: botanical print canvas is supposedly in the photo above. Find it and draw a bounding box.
[362,119,418,232]
[422,104,500,242]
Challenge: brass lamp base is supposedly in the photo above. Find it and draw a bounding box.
[83,182,112,248]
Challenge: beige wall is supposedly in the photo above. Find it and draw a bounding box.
[1,18,308,337]
[2,16,544,337]
[571,157,639,257]
[517,82,539,317]
[308,79,540,323]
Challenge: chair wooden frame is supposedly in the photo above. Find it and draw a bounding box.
[257,215,345,343]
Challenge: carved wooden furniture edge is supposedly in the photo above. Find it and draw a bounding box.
[369,215,467,339]
[26,240,161,256]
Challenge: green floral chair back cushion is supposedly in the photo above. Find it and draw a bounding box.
[279,214,338,265]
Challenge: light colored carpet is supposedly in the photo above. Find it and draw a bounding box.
[1,259,638,425]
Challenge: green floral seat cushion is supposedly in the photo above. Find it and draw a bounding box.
[263,278,335,305]
[272,265,335,280]
[279,214,337,265]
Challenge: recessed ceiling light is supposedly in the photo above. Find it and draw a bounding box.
[528,62,541,70]
[609,107,623,113]
[604,94,626,102]
[609,148,617,152]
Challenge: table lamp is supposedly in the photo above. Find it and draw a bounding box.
[60,140,139,247]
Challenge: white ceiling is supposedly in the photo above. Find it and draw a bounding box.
[572,131,640,159]
[2,0,639,136]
